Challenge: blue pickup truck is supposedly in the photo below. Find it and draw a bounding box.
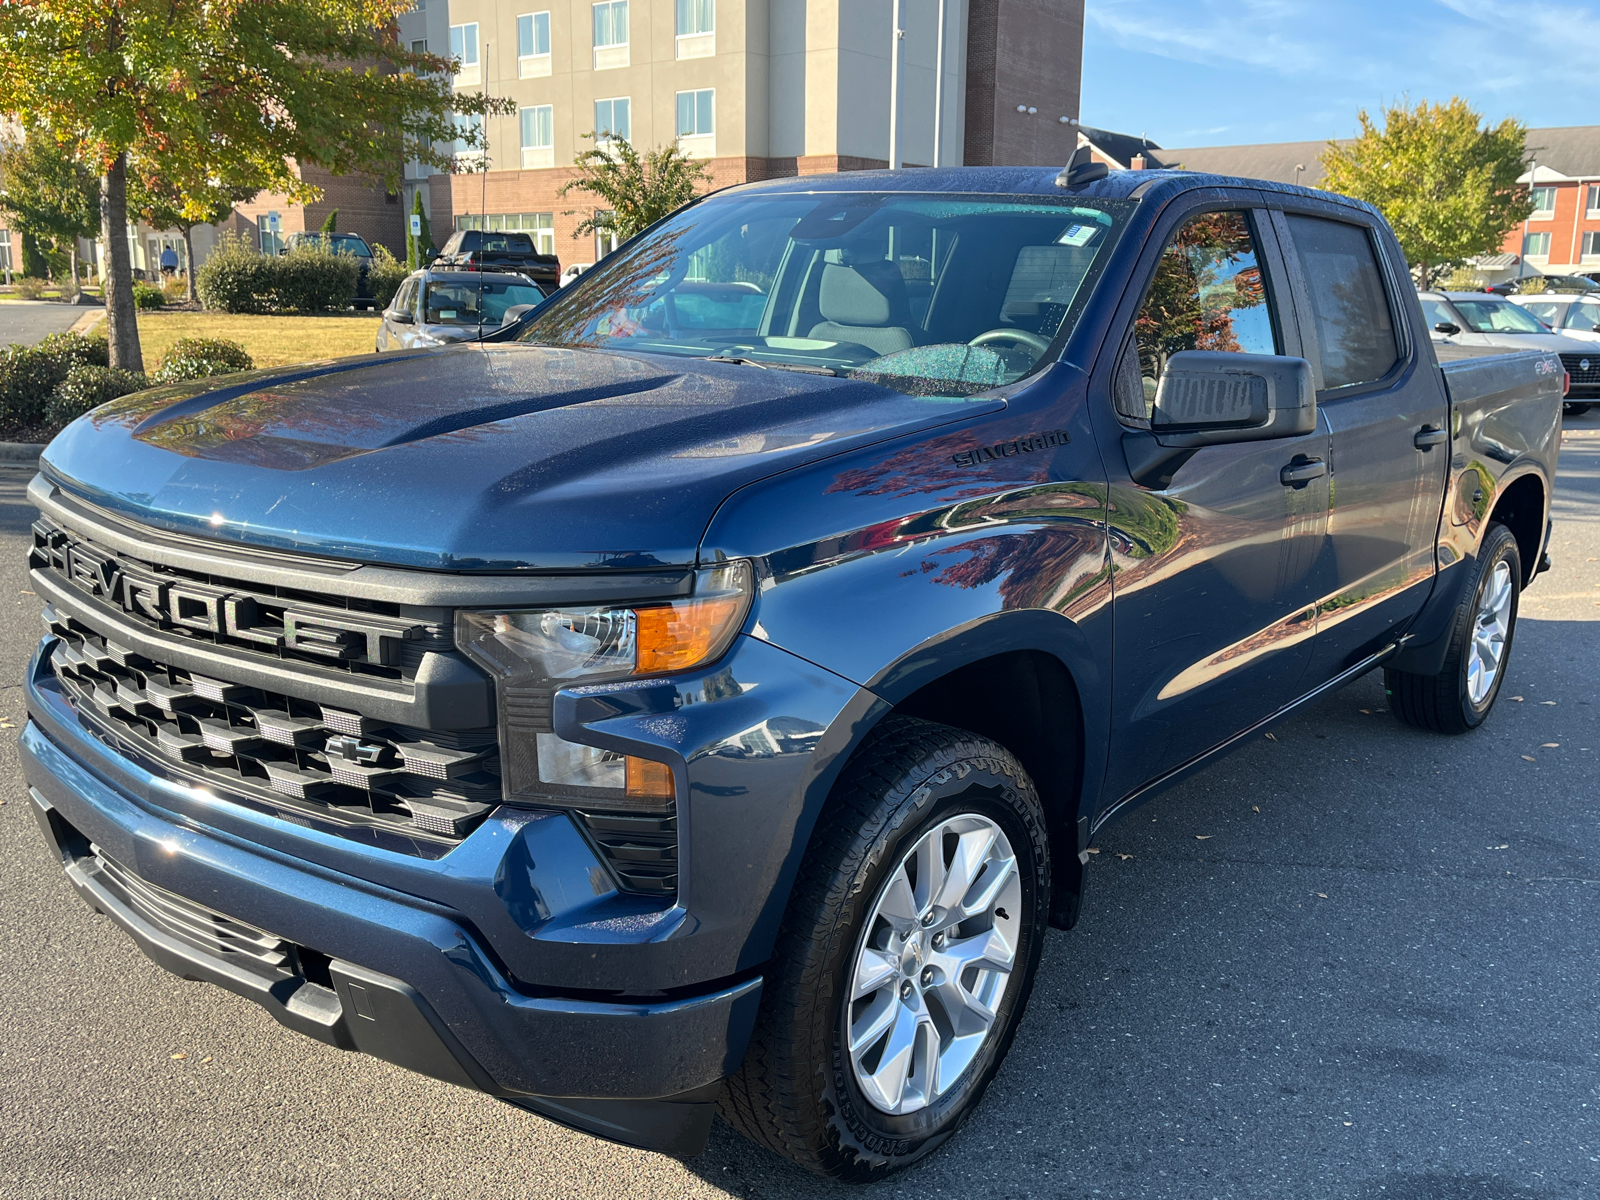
[22,160,1561,1181]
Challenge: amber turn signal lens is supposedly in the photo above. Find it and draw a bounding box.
[625,756,675,800]
[637,594,744,673]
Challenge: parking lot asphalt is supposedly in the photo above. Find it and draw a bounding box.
[0,300,102,348]
[0,412,1596,1200]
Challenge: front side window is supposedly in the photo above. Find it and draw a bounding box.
[1420,298,1458,331]
[516,192,1134,397]
[677,0,714,35]
[1284,214,1399,391]
[677,89,714,138]
[1565,299,1600,331]
[1129,210,1275,417]
[1529,187,1556,217]
[1523,231,1552,257]
[1519,301,1560,326]
[593,0,628,46]
[1450,299,1546,334]
[518,11,551,57]
[595,97,631,142]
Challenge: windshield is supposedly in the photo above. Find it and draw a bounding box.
[425,279,549,326]
[515,191,1134,396]
[1452,299,1547,334]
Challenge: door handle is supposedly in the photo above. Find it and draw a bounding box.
[1414,425,1447,450]
[1280,457,1326,488]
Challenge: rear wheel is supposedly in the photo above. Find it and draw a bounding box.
[721,716,1050,1181]
[1564,402,1592,416]
[1386,522,1521,734]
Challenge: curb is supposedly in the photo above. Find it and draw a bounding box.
[69,308,107,335]
[0,442,45,470]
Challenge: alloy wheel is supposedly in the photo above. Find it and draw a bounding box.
[1466,559,1514,706]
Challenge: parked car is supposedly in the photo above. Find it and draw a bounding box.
[432,229,559,293]
[1421,290,1594,414]
[1484,273,1600,296]
[282,231,380,310]
[374,268,551,351]
[24,165,1562,1181]
[559,262,592,287]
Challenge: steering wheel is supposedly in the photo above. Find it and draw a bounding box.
[968,328,1052,357]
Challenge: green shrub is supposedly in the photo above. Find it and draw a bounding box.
[13,277,47,300]
[0,345,58,426]
[46,364,149,426]
[152,337,253,384]
[132,280,166,309]
[196,231,361,313]
[35,330,110,374]
[369,244,409,309]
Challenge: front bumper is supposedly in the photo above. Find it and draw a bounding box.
[22,701,758,1156]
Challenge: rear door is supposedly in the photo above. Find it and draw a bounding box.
[1269,208,1450,681]
[1097,197,1331,807]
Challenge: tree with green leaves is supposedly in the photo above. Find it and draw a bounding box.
[407,191,432,270]
[320,210,340,235]
[0,128,99,294]
[558,137,713,249]
[1321,97,1531,288]
[0,1,510,370]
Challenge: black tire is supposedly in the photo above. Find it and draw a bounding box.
[1565,402,1592,416]
[720,716,1051,1181]
[1386,522,1521,734]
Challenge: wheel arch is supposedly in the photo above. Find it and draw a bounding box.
[1487,469,1547,585]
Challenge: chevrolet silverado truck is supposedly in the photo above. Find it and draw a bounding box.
[22,161,1561,1181]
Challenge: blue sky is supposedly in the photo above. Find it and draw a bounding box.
[1081,0,1600,149]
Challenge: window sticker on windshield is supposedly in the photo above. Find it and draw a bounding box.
[1057,224,1098,247]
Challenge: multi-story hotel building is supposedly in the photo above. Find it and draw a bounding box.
[422,0,1085,268]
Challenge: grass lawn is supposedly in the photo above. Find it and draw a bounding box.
[137,311,382,371]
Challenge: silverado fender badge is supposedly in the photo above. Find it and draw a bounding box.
[951,429,1070,468]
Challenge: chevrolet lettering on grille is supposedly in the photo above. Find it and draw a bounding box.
[32,519,424,668]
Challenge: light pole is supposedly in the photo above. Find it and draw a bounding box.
[933,0,948,168]
[888,0,905,170]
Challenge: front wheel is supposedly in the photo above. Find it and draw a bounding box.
[720,717,1051,1181]
[1565,402,1592,416]
[1386,521,1521,734]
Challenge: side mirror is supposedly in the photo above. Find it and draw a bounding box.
[1434,321,1461,335]
[389,310,414,324]
[1150,351,1316,445]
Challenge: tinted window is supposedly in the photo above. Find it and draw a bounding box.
[1127,210,1276,419]
[1284,215,1398,391]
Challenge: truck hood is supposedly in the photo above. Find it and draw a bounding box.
[41,343,996,571]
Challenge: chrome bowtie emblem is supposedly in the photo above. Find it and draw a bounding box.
[325,735,385,764]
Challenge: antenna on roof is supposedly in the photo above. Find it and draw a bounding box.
[1056,144,1109,188]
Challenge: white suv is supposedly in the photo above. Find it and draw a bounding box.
[1419,290,1595,415]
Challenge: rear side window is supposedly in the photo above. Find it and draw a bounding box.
[1284,215,1398,391]
[1124,210,1276,420]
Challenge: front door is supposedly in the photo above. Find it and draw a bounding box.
[1271,210,1450,681]
[1100,204,1331,807]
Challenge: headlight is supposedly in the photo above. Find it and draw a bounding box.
[457,561,752,810]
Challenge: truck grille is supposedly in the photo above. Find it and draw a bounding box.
[1559,352,1600,387]
[32,505,680,894]
[46,606,500,840]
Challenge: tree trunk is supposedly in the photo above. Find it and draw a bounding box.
[100,152,143,371]
[68,244,79,300]
[182,224,198,304]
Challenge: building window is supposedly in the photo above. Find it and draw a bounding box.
[595,97,631,145]
[596,217,619,261]
[1582,231,1600,259]
[260,213,284,256]
[454,212,556,256]
[1588,185,1600,216]
[1529,186,1556,218]
[411,39,427,55]
[518,12,552,77]
[1523,231,1552,257]
[593,0,628,68]
[0,228,10,273]
[676,0,714,57]
[520,105,554,169]
[453,113,484,165]
[450,22,480,86]
[676,89,714,137]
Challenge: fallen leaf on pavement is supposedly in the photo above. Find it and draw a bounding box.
[1085,847,1100,854]
[1359,708,1371,714]
[1539,701,1557,706]
[1115,853,1134,861]
[201,1056,213,1064]
[170,1052,186,1060]
[1316,893,1328,899]
[1521,755,1536,762]
[1510,695,1524,701]
[1489,844,1509,850]
[1252,806,1260,813]
[1541,743,1559,748]
[1264,732,1278,741]
[1195,835,1213,840]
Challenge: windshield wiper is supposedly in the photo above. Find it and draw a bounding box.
[704,355,839,377]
